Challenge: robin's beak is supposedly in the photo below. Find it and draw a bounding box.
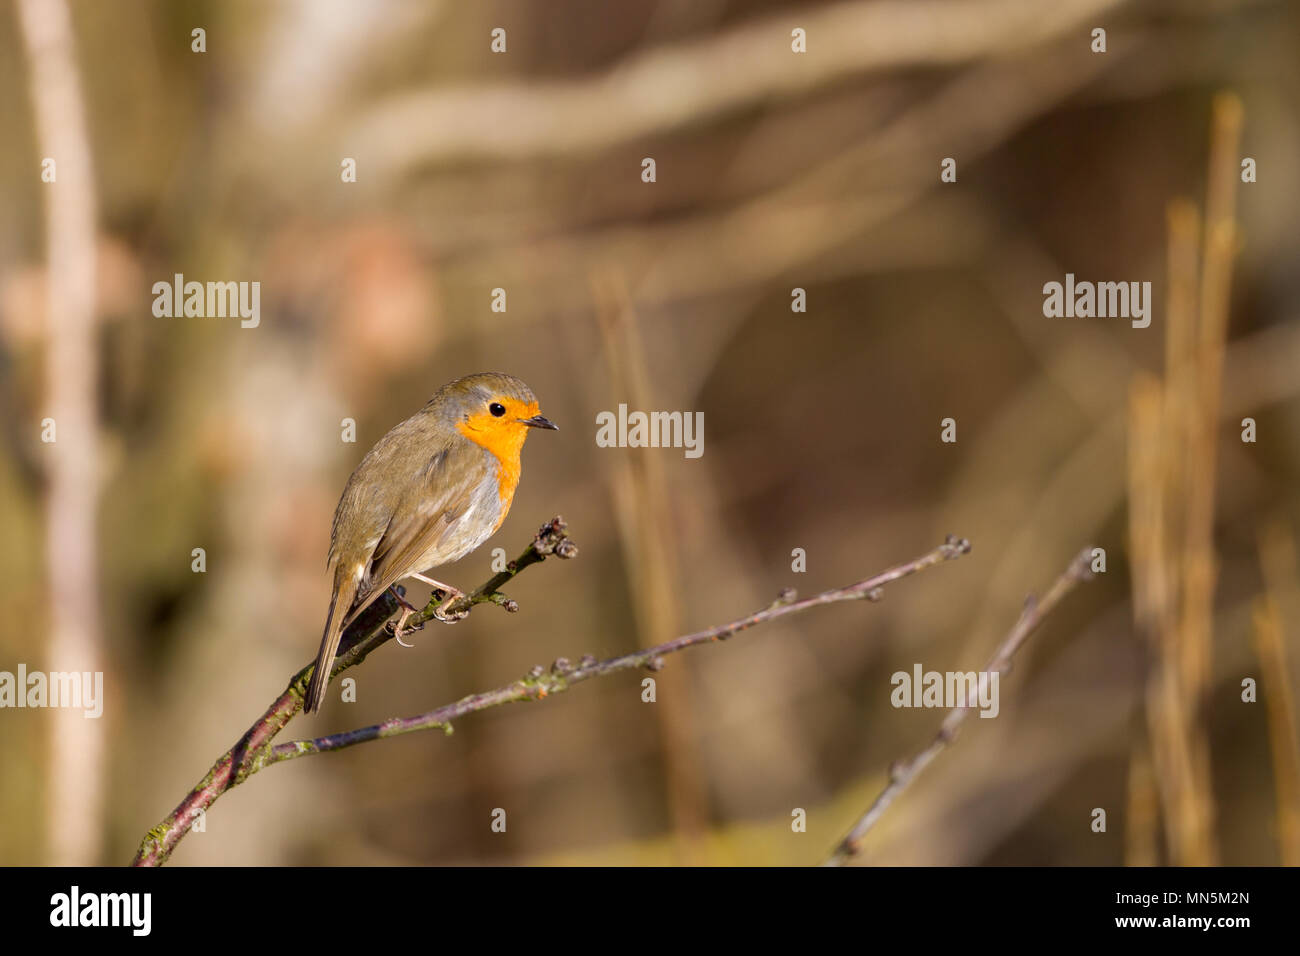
[517,414,558,430]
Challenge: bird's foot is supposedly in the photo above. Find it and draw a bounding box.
[407,572,470,623]
[432,587,470,622]
[387,587,426,642]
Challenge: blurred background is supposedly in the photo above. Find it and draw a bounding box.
[1,0,1298,866]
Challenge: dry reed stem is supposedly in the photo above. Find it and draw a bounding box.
[1254,524,1300,864]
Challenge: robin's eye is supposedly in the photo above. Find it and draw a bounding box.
[489,402,506,417]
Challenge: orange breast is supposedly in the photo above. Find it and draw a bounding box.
[456,420,524,513]
[491,456,520,530]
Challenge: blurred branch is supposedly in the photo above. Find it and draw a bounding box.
[132,530,971,866]
[1253,523,1300,865]
[1127,94,1242,866]
[130,517,578,868]
[824,547,1096,866]
[351,0,1125,176]
[1124,738,1160,866]
[434,19,1131,323]
[17,0,105,866]
[592,270,708,861]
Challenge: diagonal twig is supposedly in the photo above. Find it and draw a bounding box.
[824,546,1096,866]
[131,530,970,865]
[130,516,577,867]
[266,535,973,763]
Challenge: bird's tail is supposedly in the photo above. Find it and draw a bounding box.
[304,569,361,714]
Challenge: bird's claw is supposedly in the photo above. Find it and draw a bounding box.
[432,589,470,623]
[388,598,427,642]
[389,617,426,638]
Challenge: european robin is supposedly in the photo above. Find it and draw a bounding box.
[304,371,557,713]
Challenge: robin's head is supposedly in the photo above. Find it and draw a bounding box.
[434,372,557,463]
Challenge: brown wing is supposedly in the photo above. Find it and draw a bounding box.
[339,437,486,629]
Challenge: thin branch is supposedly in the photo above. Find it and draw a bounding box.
[824,546,1096,866]
[132,530,971,865]
[267,535,973,763]
[130,517,578,867]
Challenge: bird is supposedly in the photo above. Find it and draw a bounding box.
[303,371,557,714]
